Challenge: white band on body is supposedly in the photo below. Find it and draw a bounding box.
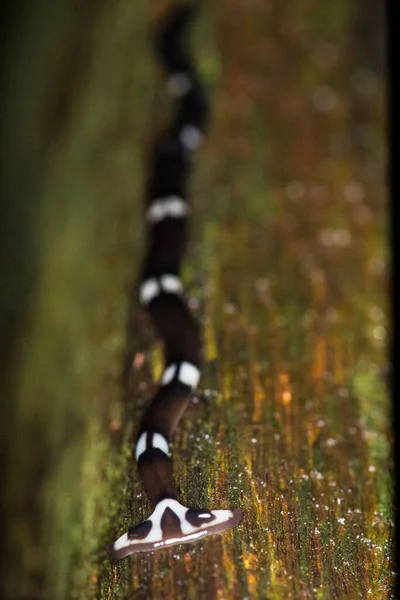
[162,364,177,385]
[180,125,203,150]
[147,196,189,223]
[161,361,200,390]
[178,361,201,389]
[167,73,192,97]
[152,433,170,456]
[135,431,170,461]
[135,432,147,461]
[139,275,183,305]
[160,275,183,294]
[139,279,159,304]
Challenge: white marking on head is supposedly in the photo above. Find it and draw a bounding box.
[113,531,130,551]
[167,73,192,96]
[180,125,203,150]
[108,498,240,558]
[178,362,200,389]
[151,499,195,535]
[147,196,188,223]
[135,432,147,461]
[151,432,170,456]
[148,500,234,535]
[139,279,159,304]
[155,530,206,547]
[162,364,177,385]
[209,509,234,526]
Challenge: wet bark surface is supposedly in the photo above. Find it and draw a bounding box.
[0,1,391,599]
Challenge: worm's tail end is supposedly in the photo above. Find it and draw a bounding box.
[106,498,242,560]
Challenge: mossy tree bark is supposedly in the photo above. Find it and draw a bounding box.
[0,1,391,599]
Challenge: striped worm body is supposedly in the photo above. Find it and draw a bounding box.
[107,4,242,561]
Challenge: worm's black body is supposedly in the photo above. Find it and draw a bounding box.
[107,5,242,561]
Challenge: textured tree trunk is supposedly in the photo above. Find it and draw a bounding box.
[0,1,150,597]
[0,0,391,599]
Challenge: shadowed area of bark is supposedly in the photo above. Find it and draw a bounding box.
[0,0,391,599]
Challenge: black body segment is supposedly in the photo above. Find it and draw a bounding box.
[107,4,242,561]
